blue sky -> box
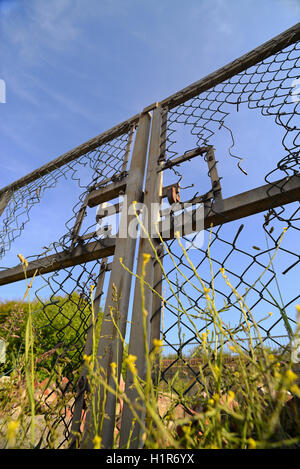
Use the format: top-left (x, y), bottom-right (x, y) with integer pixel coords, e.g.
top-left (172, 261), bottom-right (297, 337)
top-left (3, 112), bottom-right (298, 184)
top-left (0, 0), bottom-right (299, 345)
top-left (0, 0), bottom-right (299, 184)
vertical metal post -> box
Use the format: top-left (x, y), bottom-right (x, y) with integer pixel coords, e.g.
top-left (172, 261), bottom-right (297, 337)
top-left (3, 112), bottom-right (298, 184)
top-left (70, 194), bottom-right (89, 247)
top-left (206, 147), bottom-right (222, 200)
top-left (119, 105), bottom-right (164, 448)
top-left (149, 108), bottom-right (168, 385)
top-left (69, 258), bottom-right (109, 447)
top-left (149, 244), bottom-right (164, 386)
top-left (81, 111), bottom-right (151, 449)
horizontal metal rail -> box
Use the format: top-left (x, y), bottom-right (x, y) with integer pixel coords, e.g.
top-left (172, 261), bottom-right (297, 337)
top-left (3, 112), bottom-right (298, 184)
top-left (87, 179), bottom-right (127, 207)
top-left (1, 174), bottom-right (298, 285)
top-left (160, 22), bottom-right (300, 110)
top-left (161, 174), bottom-right (300, 238)
top-left (158, 146), bottom-right (210, 172)
top-left (0, 238), bottom-right (115, 286)
top-left (0, 117), bottom-right (139, 197)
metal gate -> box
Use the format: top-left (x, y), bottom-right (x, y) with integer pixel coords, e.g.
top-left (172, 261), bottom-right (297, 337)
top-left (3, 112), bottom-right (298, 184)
top-left (0, 23), bottom-right (299, 449)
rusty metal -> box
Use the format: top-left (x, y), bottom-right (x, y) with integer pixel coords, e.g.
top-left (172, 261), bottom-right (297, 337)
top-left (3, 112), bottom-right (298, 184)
top-left (166, 183), bottom-right (181, 205)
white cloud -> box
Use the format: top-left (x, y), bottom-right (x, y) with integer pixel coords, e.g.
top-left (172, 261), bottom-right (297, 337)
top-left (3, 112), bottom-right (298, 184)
top-left (188, 0), bottom-right (234, 36)
top-left (1, 0), bottom-right (80, 63)
top-left (25, 72), bottom-right (99, 125)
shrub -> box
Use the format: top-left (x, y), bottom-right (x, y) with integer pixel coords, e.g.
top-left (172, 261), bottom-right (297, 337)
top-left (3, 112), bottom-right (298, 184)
top-left (0, 293), bottom-right (101, 380)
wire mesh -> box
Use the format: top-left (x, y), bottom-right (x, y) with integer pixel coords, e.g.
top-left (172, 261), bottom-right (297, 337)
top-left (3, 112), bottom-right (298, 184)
top-left (156, 39), bottom-right (300, 410)
top-left (0, 127), bottom-right (135, 448)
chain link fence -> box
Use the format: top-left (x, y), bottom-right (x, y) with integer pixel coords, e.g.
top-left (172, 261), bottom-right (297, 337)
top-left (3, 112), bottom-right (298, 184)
top-left (154, 27), bottom-right (299, 412)
top-left (0, 120), bottom-right (138, 447)
top-left (0, 23), bottom-right (299, 448)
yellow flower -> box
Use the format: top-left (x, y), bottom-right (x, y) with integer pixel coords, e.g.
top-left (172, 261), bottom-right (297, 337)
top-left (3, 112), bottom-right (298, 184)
top-left (110, 362), bottom-right (117, 374)
top-left (220, 267), bottom-right (225, 275)
top-left (152, 339), bottom-right (163, 353)
top-left (247, 438), bottom-right (257, 449)
top-left (229, 345), bottom-right (236, 353)
top-left (127, 354), bottom-right (137, 364)
top-left (126, 354), bottom-right (137, 376)
top-left (213, 366), bottom-right (220, 378)
top-left (208, 398), bottom-right (215, 407)
top-left (143, 253), bottom-right (151, 262)
top-left (93, 435), bottom-right (101, 449)
top-left (269, 354), bottom-right (276, 362)
top-left (228, 390), bottom-right (235, 403)
top-left (153, 339), bottom-right (163, 347)
top-left (152, 339), bottom-right (163, 355)
top-left (7, 420), bottom-right (19, 448)
top-left (201, 332), bottom-right (208, 345)
top-left (90, 284), bottom-right (95, 294)
top-left (83, 354), bottom-right (91, 364)
top-left (17, 253), bottom-right (28, 268)
top-left (142, 253), bottom-right (151, 278)
top-left (285, 369), bottom-right (298, 383)
top-left (290, 384), bottom-right (300, 397)
top-left (274, 369), bottom-right (281, 381)
top-left (182, 424), bottom-right (191, 434)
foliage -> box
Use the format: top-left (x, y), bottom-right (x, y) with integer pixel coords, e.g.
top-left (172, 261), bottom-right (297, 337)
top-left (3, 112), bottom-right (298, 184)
top-left (0, 293), bottom-right (100, 380)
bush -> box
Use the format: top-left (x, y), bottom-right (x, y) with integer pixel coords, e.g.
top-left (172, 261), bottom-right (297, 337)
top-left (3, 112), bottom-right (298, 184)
top-left (0, 293), bottom-right (101, 380)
